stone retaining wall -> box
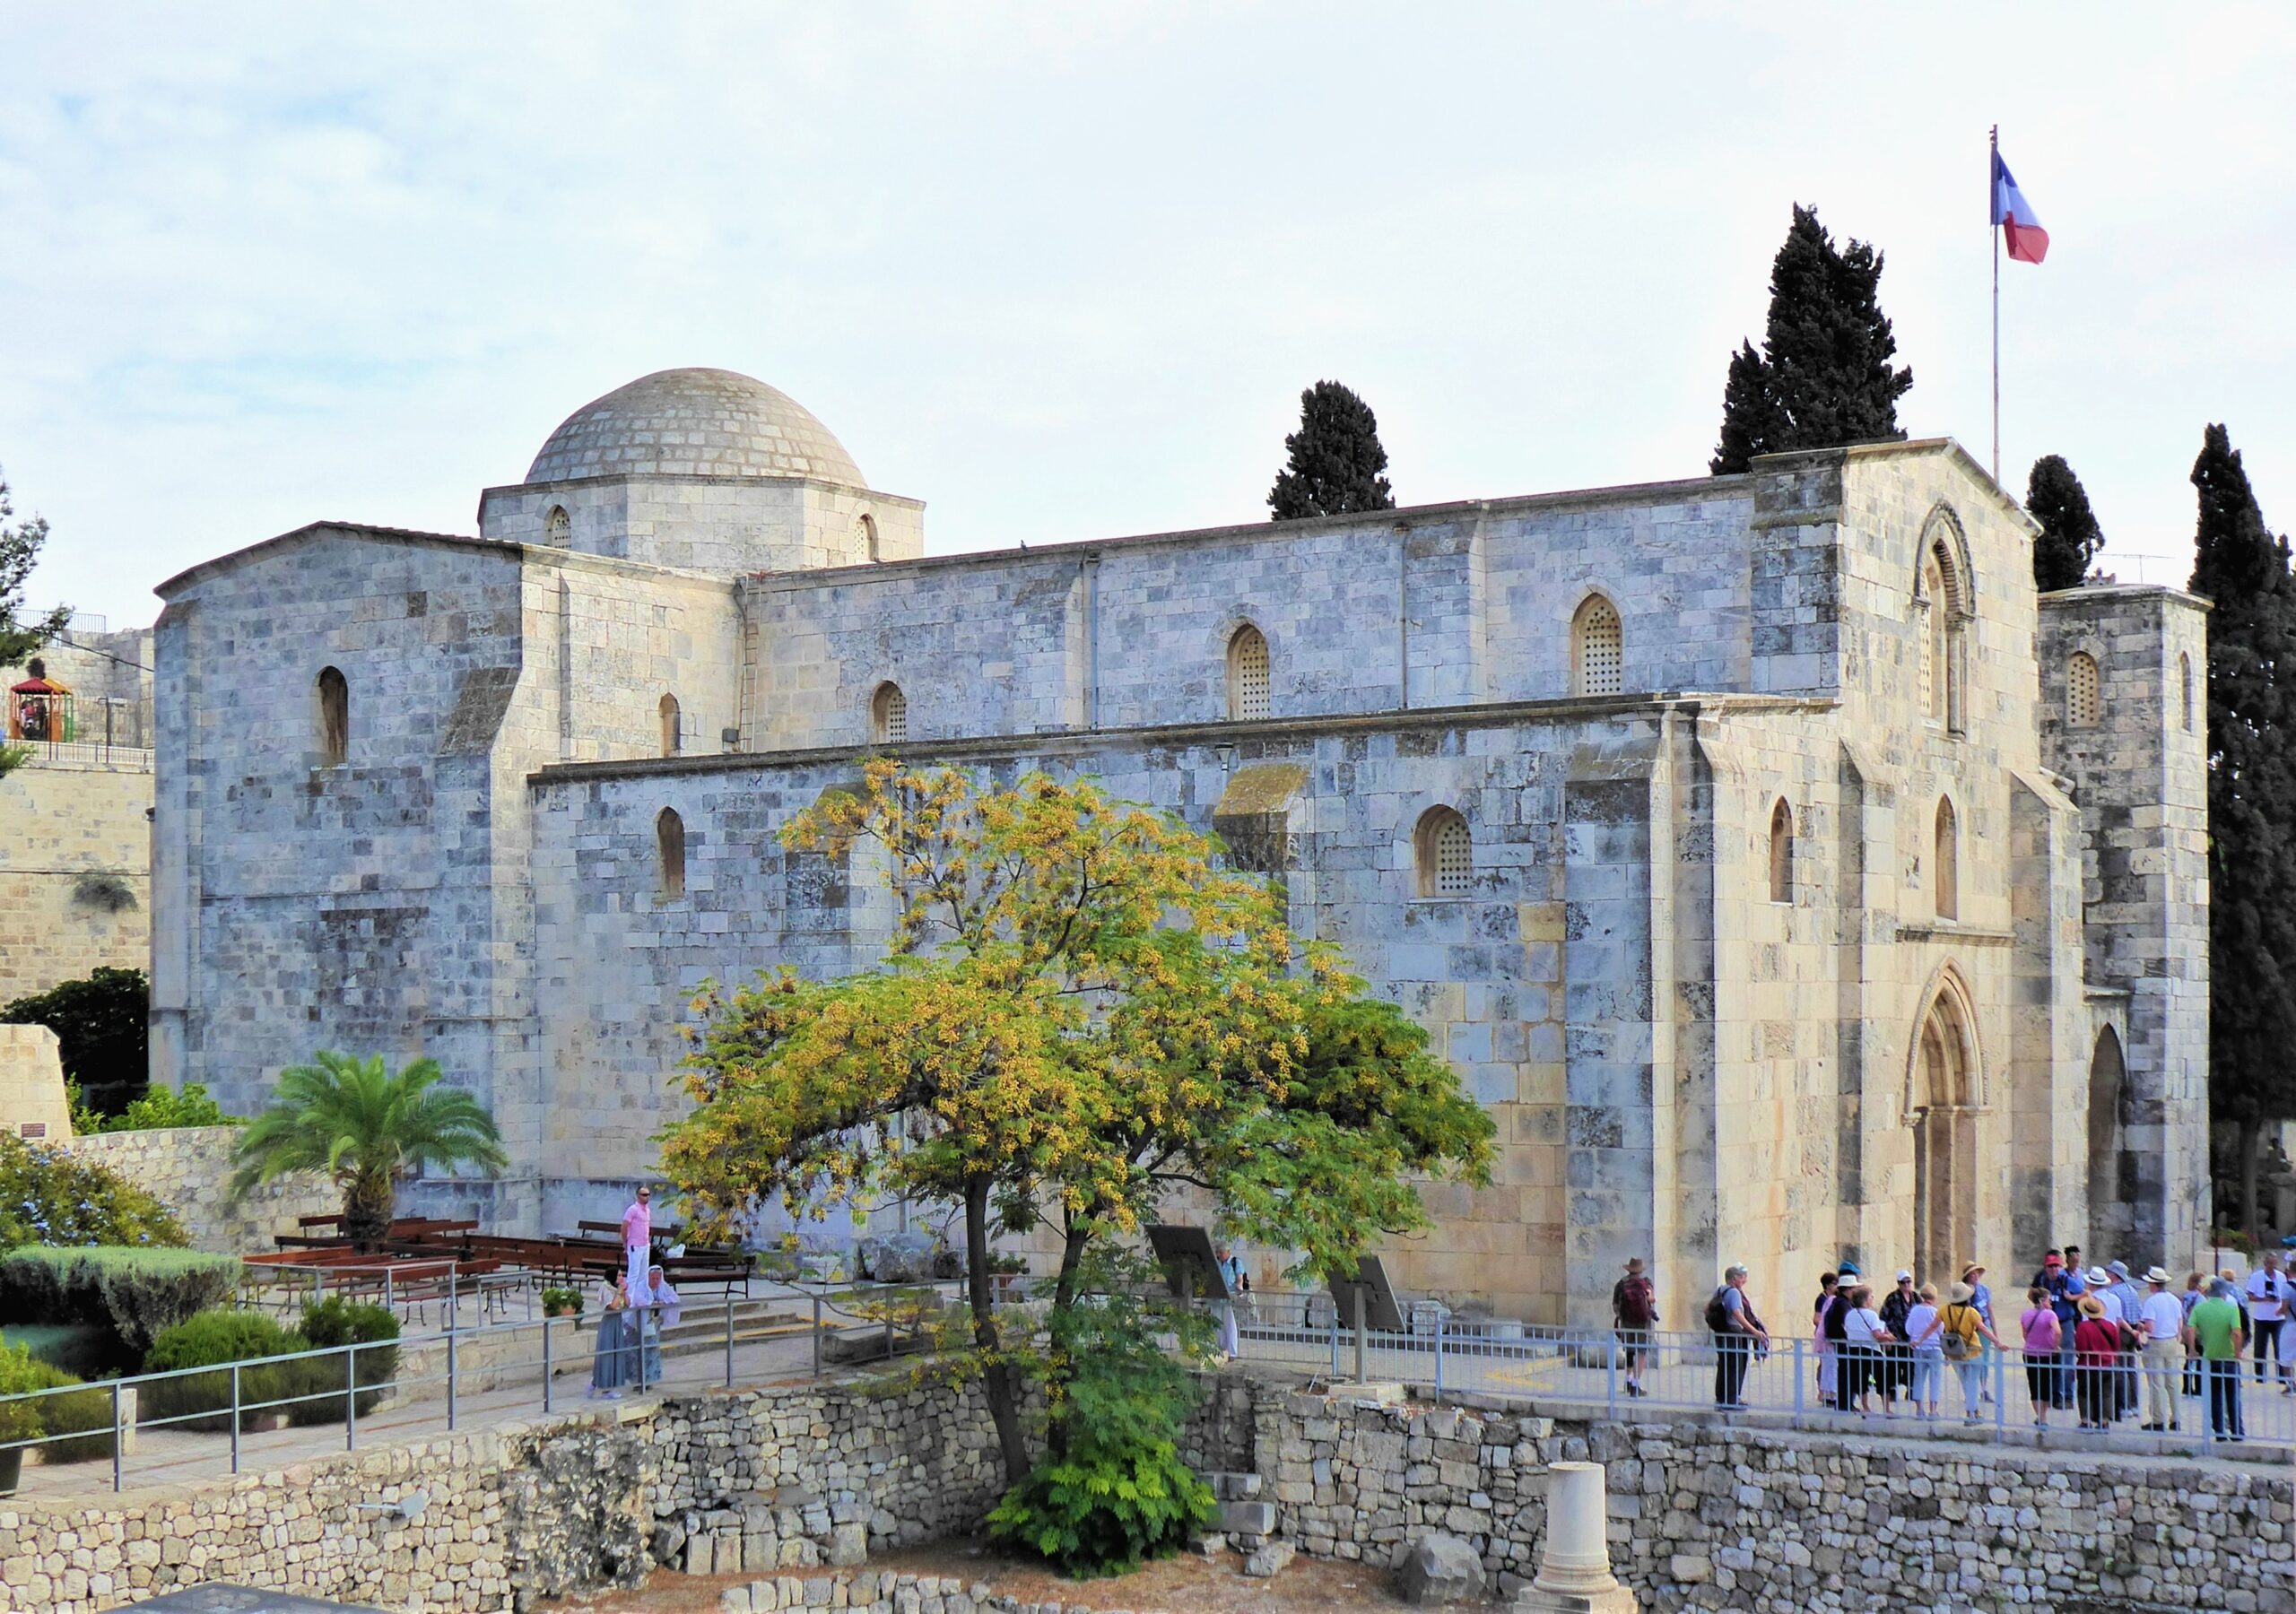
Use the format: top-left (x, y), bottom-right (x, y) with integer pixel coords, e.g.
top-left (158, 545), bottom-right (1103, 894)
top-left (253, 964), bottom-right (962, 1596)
top-left (58, 1125), bottom-right (335, 1254)
top-left (4, 1368), bottom-right (2287, 1614)
top-left (1248, 1384), bottom-right (2294, 1614)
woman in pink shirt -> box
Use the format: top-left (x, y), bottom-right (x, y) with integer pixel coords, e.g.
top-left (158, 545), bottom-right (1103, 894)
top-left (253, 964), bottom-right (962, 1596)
top-left (2019, 1285), bottom-right (2062, 1429)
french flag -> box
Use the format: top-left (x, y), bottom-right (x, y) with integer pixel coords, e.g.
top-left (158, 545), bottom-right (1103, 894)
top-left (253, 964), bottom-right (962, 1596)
top-left (1991, 147), bottom-right (2048, 264)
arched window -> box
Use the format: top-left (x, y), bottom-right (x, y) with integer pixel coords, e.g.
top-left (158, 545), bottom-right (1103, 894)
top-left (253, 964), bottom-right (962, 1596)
top-left (1228, 624), bottom-right (1270, 720)
top-left (1917, 520), bottom-right (1969, 732)
top-left (1769, 799), bottom-right (1793, 905)
top-left (1934, 796), bottom-right (1959, 921)
top-left (1572, 595), bottom-right (1622, 697)
top-left (657, 807), bottom-right (686, 900)
top-left (1414, 807), bottom-right (1473, 898)
top-left (859, 512), bottom-right (881, 562)
top-left (2180, 653), bottom-right (2195, 733)
top-left (658, 693), bottom-right (683, 756)
top-left (316, 667), bottom-right (349, 766)
top-left (544, 506), bottom-right (571, 546)
top-left (2066, 652), bottom-right (2100, 728)
top-left (872, 681), bottom-right (908, 745)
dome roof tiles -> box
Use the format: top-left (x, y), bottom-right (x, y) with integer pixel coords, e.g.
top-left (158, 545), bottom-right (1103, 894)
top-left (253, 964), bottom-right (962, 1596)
top-left (525, 367), bottom-right (865, 488)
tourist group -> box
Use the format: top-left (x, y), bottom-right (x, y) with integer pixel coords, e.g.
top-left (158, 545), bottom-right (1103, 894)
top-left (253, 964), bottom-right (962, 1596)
top-left (1610, 1246), bottom-right (2296, 1440)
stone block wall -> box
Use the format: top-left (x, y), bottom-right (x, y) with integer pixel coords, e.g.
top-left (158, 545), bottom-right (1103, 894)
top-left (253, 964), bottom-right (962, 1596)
top-left (0, 754), bottom-right (151, 1003)
top-left (57, 1125), bottom-right (335, 1254)
top-left (0, 1023), bottom-right (71, 1139)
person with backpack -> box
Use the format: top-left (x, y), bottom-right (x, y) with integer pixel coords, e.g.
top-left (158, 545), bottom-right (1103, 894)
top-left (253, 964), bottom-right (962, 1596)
top-left (1812, 1271), bottom-right (1839, 1409)
top-left (1878, 1271), bottom-right (1920, 1413)
top-left (1709, 1263), bottom-right (1769, 1409)
top-left (2073, 1296), bottom-right (2123, 1430)
top-left (1903, 1282), bottom-right (1945, 1419)
top-left (1919, 1280), bottom-right (2002, 1424)
top-left (1612, 1256), bottom-right (1658, 1398)
top-left (1838, 1283), bottom-right (1891, 1418)
top-left (1822, 1263), bottom-right (1859, 1413)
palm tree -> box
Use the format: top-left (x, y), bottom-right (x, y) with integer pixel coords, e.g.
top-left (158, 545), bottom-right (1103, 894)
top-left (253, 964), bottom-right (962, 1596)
top-left (231, 1053), bottom-right (509, 1249)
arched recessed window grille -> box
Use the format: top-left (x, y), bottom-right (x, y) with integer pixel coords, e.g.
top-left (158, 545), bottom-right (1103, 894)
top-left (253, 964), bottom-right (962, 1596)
top-left (2066, 652), bottom-right (2100, 728)
top-left (1228, 624), bottom-right (1270, 720)
top-left (1414, 807), bottom-right (1473, 898)
top-left (1918, 522), bottom-right (1969, 732)
top-left (316, 666), bottom-right (349, 766)
top-left (872, 682), bottom-right (908, 745)
top-left (1769, 799), bottom-right (1794, 905)
top-left (657, 807), bottom-right (686, 900)
top-left (659, 693), bottom-right (683, 756)
top-left (2180, 653), bottom-right (2195, 733)
top-left (544, 506), bottom-right (571, 546)
top-left (859, 512), bottom-right (880, 562)
top-left (1934, 796), bottom-right (1959, 921)
top-left (1573, 596), bottom-right (1622, 697)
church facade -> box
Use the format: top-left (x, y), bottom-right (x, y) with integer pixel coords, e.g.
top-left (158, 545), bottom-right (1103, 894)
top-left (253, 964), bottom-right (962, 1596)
top-left (148, 368), bottom-right (2209, 1325)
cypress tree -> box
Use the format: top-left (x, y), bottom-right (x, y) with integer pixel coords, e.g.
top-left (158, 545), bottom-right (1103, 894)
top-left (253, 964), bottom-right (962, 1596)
top-left (2188, 422), bottom-right (2296, 1231)
top-left (2026, 455), bottom-right (2105, 591)
top-left (1709, 204), bottom-right (1913, 474)
top-left (1268, 381), bottom-right (1395, 520)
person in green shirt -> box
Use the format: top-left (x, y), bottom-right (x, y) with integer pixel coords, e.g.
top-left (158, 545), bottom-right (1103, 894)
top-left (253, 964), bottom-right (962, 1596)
top-left (2187, 1278), bottom-right (2248, 1441)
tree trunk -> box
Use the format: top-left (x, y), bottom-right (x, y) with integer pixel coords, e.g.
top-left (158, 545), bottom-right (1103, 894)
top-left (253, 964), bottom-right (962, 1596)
top-left (965, 1176), bottom-right (1032, 1488)
top-left (1046, 1217), bottom-right (1093, 1460)
top-left (2240, 1115), bottom-right (2265, 1241)
top-left (344, 1171), bottom-right (394, 1253)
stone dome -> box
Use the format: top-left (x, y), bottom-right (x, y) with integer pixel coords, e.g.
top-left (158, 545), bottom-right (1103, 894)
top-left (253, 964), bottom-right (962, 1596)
top-left (525, 367), bottom-right (865, 487)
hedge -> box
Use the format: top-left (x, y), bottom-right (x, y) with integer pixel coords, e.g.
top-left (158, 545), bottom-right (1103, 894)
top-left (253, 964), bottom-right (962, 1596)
top-left (140, 1311), bottom-right (303, 1435)
top-left (287, 1298), bottom-right (401, 1425)
top-left (0, 1343), bottom-right (116, 1464)
top-left (0, 1133), bottom-right (187, 1249)
top-left (0, 1247), bottom-right (239, 1360)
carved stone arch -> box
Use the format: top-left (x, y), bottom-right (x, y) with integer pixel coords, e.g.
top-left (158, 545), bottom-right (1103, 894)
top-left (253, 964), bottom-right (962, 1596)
top-left (2087, 1023), bottom-right (2134, 1245)
top-left (1905, 964), bottom-right (1983, 1282)
top-left (1219, 614), bottom-right (1272, 720)
top-left (1914, 506), bottom-right (1974, 733)
top-left (1916, 504), bottom-right (1975, 620)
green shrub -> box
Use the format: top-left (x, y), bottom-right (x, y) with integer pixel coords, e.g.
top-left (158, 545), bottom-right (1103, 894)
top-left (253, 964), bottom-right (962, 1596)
top-left (287, 1298), bottom-right (400, 1425)
top-left (70, 1083), bottom-right (238, 1134)
top-left (539, 1285), bottom-right (583, 1315)
top-left (0, 1323), bottom-right (117, 1379)
top-left (141, 1311), bottom-right (303, 1434)
top-left (987, 1274), bottom-right (1213, 1575)
top-left (0, 1247), bottom-right (236, 1358)
top-left (0, 1137), bottom-right (187, 1249)
top-left (0, 1344), bottom-right (115, 1464)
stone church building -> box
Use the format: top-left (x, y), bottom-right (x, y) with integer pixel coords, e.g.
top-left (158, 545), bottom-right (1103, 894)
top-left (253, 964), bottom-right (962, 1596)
top-left (148, 367), bottom-right (2209, 1325)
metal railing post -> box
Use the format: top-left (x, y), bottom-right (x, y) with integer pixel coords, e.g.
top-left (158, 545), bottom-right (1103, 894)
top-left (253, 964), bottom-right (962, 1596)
top-left (812, 1293), bottom-right (822, 1379)
top-left (1605, 1332), bottom-right (1618, 1417)
top-left (385, 1269), bottom-right (394, 1315)
top-left (725, 1292), bottom-right (735, 1388)
top-left (448, 1269), bottom-right (457, 1332)
top-left (1329, 1300), bottom-right (1340, 1378)
top-left (883, 1294), bottom-right (895, 1365)
top-left (543, 1316), bottom-right (554, 1414)
top-left (345, 1344), bottom-right (358, 1452)
top-left (1433, 1314), bottom-right (1444, 1402)
top-left (447, 1321), bottom-right (459, 1432)
top-left (1995, 1345), bottom-right (2007, 1443)
top-left (110, 1381), bottom-right (123, 1494)
top-left (1793, 1337), bottom-right (1805, 1416)
top-left (1352, 1283), bottom-right (1367, 1384)
top-left (230, 1365), bottom-right (241, 1474)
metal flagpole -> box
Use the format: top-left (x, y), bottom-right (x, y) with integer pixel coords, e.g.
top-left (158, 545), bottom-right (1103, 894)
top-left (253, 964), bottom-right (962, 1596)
top-left (1990, 124), bottom-right (2001, 482)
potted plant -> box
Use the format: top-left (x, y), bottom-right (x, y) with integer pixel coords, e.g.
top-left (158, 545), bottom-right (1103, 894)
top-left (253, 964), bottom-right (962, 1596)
top-left (540, 1286), bottom-right (583, 1321)
top-left (0, 1378), bottom-right (39, 1495)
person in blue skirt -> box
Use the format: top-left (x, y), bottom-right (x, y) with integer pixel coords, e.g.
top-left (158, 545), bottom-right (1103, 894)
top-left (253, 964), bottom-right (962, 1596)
top-left (589, 1273), bottom-right (633, 1399)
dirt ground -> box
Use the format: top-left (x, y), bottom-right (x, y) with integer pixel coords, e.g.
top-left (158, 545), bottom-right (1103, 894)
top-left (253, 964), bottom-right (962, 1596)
top-left (541, 1540), bottom-right (1458, 1614)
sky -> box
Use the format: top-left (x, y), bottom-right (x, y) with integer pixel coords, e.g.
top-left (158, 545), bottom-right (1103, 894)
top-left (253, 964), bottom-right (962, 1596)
top-left (3, 4), bottom-right (2292, 629)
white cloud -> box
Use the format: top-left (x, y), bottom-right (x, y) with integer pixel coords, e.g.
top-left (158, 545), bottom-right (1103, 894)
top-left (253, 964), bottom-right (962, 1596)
top-left (1, 2), bottom-right (2291, 621)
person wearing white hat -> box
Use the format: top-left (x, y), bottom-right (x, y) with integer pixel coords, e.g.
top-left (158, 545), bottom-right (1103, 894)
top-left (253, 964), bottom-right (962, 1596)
top-left (2136, 1267), bottom-right (2186, 1431)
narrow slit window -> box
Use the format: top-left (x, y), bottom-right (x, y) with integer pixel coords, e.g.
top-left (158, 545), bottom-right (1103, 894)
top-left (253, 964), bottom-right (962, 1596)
top-left (1228, 624), bottom-right (1270, 720)
top-left (659, 693), bottom-right (683, 756)
top-left (1573, 596), bottom-right (1622, 697)
top-left (1769, 799), bottom-right (1793, 905)
top-left (2180, 653), bottom-right (2195, 733)
top-left (316, 667), bottom-right (349, 766)
top-left (1934, 796), bottom-right (1959, 922)
top-left (859, 512), bottom-right (880, 562)
top-left (657, 807), bottom-right (686, 900)
top-left (2066, 653), bottom-right (2100, 728)
top-left (1415, 807), bottom-right (1473, 898)
top-left (873, 682), bottom-right (908, 744)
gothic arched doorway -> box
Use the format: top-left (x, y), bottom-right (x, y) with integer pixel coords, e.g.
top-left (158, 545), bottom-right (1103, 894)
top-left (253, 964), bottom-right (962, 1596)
top-left (2087, 1025), bottom-right (2130, 1246)
top-left (1911, 981), bottom-right (1979, 1283)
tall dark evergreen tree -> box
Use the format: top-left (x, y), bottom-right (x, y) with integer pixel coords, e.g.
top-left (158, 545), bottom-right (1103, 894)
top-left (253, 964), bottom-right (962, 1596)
top-left (1268, 380), bottom-right (1395, 520)
top-left (2188, 423), bottom-right (2296, 1231)
top-left (1709, 204), bottom-right (1913, 474)
top-left (2027, 455), bottom-right (2105, 591)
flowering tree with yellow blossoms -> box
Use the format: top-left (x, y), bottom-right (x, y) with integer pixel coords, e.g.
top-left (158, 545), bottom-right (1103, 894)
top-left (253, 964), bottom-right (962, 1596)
top-left (659, 760), bottom-right (1494, 1489)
